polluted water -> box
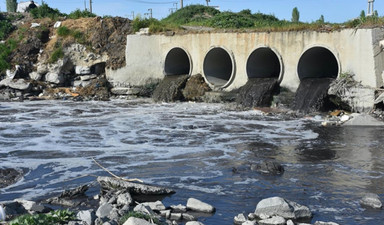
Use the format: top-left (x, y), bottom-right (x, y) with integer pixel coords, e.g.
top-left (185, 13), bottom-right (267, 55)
top-left (0, 100), bottom-right (384, 224)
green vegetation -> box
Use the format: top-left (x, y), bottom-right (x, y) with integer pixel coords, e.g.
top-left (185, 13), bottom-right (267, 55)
top-left (10, 209), bottom-right (75, 225)
top-left (0, 39), bottom-right (17, 73)
top-left (0, 14), bottom-right (14, 40)
top-left (6, 0), bottom-right (17, 13)
top-left (29, 3), bottom-right (64, 19)
top-left (291, 7), bottom-right (300, 23)
top-left (49, 46), bottom-right (64, 63)
top-left (56, 26), bottom-right (88, 45)
top-left (162, 5), bottom-right (220, 25)
top-left (132, 16), bottom-right (166, 32)
top-left (119, 211), bottom-right (163, 225)
top-left (68, 9), bottom-right (97, 19)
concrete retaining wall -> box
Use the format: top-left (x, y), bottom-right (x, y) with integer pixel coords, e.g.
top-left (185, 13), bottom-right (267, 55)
top-left (106, 28), bottom-right (384, 92)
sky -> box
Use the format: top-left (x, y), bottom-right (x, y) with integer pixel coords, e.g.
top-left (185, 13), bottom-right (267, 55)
top-left (0, 0), bottom-right (382, 23)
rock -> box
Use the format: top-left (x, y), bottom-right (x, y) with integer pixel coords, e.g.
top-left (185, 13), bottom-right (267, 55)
top-left (343, 114), bottom-right (384, 126)
top-left (182, 74), bottom-right (211, 101)
top-left (45, 72), bottom-right (64, 85)
top-left (186, 198), bottom-right (215, 213)
top-left (286, 220), bottom-right (294, 225)
top-left (97, 176), bottom-right (175, 195)
top-left (286, 200), bottom-right (312, 221)
top-left (152, 75), bottom-right (190, 102)
top-left (313, 222), bottom-right (340, 225)
top-left (142, 201), bottom-right (166, 211)
top-left (0, 168), bottom-right (23, 188)
top-left (2, 201), bottom-right (27, 218)
top-left (54, 21), bottom-right (62, 28)
top-left (258, 216), bottom-right (286, 225)
top-left (182, 213), bottom-right (196, 221)
top-left (255, 197), bottom-right (295, 219)
top-left (133, 204), bottom-right (156, 216)
top-left (360, 193), bottom-right (383, 209)
top-left (160, 210), bottom-right (171, 218)
top-left (123, 217), bottom-right (153, 225)
top-left (15, 199), bottom-right (49, 213)
top-left (68, 221), bottom-right (84, 225)
top-left (29, 72), bottom-right (42, 81)
top-left (77, 210), bottom-right (96, 225)
top-left (169, 213), bottom-right (182, 220)
top-left (247, 213), bottom-right (256, 220)
top-left (73, 80), bottom-right (92, 87)
top-left (234, 213), bottom-right (247, 224)
top-left (117, 192), bottom-right (133, 206)
top-left (251, 161), bottom-right (284, 175)
top-left (96, 203), bottom-right (113, 218)
top-left (242, 221), bottom-right (256, 225)
top-left (76, 66), bottom-right (91, 75)
top-left (0, 78), bottom-right (31, 91)
top-left (170, 204), bottom-right (187, 212)
top-left (186, 222), bottom-right (205, 225)
top-left (111, 87), bottom-right (141, 95)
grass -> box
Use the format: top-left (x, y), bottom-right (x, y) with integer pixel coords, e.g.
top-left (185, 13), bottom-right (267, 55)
top-left (0, 39), bottom-right (17, 73)
top-left (68, 9), bottom-right (97, 19)
top-left (56, 26), bottom-right (89, 46)
top-left (10, 209), bottom-right (75, 225)
top-left (0, 14), bottom-right (14, 40)
top-left (49, 46), bottom-right (64, 63)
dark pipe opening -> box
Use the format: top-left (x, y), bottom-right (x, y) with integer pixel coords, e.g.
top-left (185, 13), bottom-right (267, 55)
top-left (298, 47), bottom-right (339, 80)
top-left (203, 47), bottom-right (234, 87)
top-left (246, 47), bottom-right (281, 79)
top-left (164, 47), bottom-right (191, 76)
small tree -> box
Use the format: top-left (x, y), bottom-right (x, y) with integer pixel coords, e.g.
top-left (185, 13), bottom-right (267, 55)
top-left (6, 0), bottom-right (17, 13)
top-left (360, 10), bottom-right (366, 21)
top-left (317, 15), bottom-right (324, 24)
top-left (291, 7), bottom-right (300, 23)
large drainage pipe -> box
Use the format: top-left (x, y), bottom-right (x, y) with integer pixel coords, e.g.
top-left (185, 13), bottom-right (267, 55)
top-left (164, 47), bottom-right (192, 76)
top-left (246, 47), bottom-right (283, 80)
top-left (203, 47), bottom-right (235, 87)
top-left (297, 46), bottom-right (339, 80)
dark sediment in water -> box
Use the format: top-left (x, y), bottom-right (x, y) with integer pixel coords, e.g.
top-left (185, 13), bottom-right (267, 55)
top-left (182, 74), bottom-right (211, 101)
top-left (152, 75), bottom-right (189, 102)
top-left (236, 78), bottom-right (280, 108)
top-left (292, 78), bottom-right (335, 113)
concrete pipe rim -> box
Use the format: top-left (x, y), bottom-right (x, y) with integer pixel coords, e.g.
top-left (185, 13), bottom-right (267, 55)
top-left (163, 47), bottom-right (193, 76)
top-left (297, 44), bottom-right (341, 81)
top-left (203, 46), bottom-right (236, 89)
top-left (246, 46), bottom-right (284, 83)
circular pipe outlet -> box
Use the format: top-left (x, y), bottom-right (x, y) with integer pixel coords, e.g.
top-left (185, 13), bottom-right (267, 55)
top-left (246, 47), bottom-right (283, 81)
top-left (298, 46), bottom-right (339, 80)
top-left (203, 47), bottom-right (235, 87)
top-left (164, 47), bottom-right (192, 76)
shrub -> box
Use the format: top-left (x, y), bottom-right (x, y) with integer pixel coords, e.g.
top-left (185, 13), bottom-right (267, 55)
top-left (68, 9), bottom-right (97, 19)
top-left (209, 12), bottom-right (254, 28)
top-left (29, 3), bottom-right (65, 19)
top-left (49, 46), bottom-right (64, 63)
top-left (56, 26), bottom-right (71, 37)
top-left (0, 17), bottom-right (14, 40)
top-left (10, 209), bottom-right (75, 225)
top-left (292, 7), bottom-right (300, 22)
top-left (162, 4), bottom-right (220, 25)
top-left (0, 39), bottom-right (17, 73)
top-left (132, 17), bottom-right (164, 32)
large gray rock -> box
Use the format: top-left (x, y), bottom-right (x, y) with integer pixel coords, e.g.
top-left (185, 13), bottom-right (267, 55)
top-left (258, 216), bottom-right (286, 225)
top-left (15, 199), bottom-right (48, 213)
top-left (0, 78), bottom-right (31, 91)
top-left (97, 176), bottom-right (175, 195)
top-left (186, 198), bottom-right (215, 213)
top-left (96, 203), bottom-right (113, 218)
top-left (170, 204), bottom-right (187, 212)
top-left (45, 72), bottom-right (64, 85)
top-left (29, 72), bottom-right (42, 81)
top-left (75, 66), bottom-right (91, 75)
top-left (286, 200), bottom-right (312, 220)
top-left (360, 193), bottom-right (383, 209)
top-left (123, 217), bottom-right (153, 225)
top-left (343, 114), bottom-right (384, 126)
top-left (77, 210), bottom-right (96, 225)
top-left (242, 221), bottom-right (256, 225)
top-left (255, 197), bottom-right (295, 219)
